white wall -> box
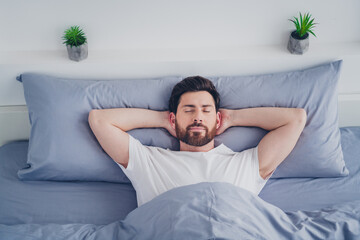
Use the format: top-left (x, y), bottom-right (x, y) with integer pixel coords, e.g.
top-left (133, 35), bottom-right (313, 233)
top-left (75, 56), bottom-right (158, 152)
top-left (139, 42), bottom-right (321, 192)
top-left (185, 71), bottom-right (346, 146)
top-left (1, 0), bottom-right (359, 51)
top-left (0, 0), bottom-right (359, 146)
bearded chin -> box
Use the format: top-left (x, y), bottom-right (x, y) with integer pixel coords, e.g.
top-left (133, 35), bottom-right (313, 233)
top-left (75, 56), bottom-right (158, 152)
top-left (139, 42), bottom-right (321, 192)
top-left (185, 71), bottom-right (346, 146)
top-left (175, 121), bottom-right (217, 147)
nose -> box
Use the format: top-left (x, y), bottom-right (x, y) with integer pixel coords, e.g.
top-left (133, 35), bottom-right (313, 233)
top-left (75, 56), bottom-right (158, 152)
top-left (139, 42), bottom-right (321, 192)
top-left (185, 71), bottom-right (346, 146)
top-left (193, 111), bottom-right (203, 123)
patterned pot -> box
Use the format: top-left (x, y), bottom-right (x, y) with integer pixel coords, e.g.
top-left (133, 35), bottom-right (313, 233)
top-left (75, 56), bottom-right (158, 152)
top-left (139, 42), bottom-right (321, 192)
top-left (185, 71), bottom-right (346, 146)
top-left (287, 31), bottom-right (309, 55)
top-left (66, 43), bottom-right (88, 62)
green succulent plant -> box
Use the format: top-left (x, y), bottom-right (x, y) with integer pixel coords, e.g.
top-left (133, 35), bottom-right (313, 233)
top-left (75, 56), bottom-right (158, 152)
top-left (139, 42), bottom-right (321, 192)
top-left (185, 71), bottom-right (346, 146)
top-left (289, 12), bottom-right (317, 39)
top-left (62, 25), bottom-right (87, 47)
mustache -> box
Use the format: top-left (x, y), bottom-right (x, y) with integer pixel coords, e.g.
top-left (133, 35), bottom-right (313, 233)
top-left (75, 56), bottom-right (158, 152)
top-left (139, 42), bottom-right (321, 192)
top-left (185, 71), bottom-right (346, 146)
top-left (186, 123), bottom-right (208, 130)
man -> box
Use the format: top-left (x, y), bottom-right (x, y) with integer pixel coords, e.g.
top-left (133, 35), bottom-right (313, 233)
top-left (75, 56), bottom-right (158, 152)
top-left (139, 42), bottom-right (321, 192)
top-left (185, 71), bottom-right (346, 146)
top-left (88, 76), bottom-right (306, 206)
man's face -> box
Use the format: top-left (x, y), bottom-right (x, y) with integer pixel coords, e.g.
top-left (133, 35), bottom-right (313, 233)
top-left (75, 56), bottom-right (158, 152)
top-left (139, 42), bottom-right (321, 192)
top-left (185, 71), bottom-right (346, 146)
top-left (172, 91), bottom-right (220, 146)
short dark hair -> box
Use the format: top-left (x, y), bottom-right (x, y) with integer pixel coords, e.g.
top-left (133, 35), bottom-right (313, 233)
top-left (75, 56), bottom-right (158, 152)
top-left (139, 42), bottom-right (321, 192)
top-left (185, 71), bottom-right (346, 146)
top-left (168, 76), bottom-right (220, 114)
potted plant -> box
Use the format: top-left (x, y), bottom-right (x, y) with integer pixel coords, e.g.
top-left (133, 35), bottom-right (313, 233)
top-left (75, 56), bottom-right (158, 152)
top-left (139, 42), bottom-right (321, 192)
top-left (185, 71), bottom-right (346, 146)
top-left (287, 12), bottom-right (317, 55)
top-left (62, 25), bottom-right (88, 61)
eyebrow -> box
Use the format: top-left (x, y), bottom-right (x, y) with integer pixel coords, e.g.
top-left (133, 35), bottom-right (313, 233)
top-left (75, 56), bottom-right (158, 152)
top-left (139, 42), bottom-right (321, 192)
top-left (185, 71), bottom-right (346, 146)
top-left (182, 105), bottom-right (213, 108)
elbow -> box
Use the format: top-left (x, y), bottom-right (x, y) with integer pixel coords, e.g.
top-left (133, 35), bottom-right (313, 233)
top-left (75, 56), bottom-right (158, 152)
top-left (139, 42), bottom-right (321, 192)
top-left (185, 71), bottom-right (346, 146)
top-left (88, 109), bottom-right (102, 127)
top-left (295, 108), bottom-right (307, 127)
top-left (88, 109), bottom-right (96, 124)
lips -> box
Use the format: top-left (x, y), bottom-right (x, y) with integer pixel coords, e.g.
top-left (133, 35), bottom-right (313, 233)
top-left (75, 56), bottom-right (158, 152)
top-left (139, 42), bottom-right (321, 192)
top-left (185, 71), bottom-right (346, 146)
top-left (189, 127), bottom-right (205, 131)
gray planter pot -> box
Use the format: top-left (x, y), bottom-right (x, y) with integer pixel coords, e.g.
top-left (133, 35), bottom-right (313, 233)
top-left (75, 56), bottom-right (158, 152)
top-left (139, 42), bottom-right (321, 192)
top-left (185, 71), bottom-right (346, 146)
top-left (287, 31), bottom-right (309, 55)
top-left (66, 43), bottom-right (88, 61)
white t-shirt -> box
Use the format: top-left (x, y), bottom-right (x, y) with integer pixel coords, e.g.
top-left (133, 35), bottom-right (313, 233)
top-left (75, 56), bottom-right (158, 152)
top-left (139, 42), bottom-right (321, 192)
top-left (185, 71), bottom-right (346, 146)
top-left (117, 135), bottom-right (269, 207)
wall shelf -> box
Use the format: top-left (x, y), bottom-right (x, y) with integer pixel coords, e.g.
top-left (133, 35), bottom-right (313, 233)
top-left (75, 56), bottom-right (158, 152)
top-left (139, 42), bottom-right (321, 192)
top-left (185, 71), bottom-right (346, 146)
top-left (1, 42), bottom-right (360, 65)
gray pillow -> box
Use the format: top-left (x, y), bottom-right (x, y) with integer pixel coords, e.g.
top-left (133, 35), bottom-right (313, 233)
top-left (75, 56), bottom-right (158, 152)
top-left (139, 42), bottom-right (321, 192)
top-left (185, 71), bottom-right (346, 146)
top-left (210, 60), bottom-right (347, 178)
top-left (16, 60), bottom-right (348, 182)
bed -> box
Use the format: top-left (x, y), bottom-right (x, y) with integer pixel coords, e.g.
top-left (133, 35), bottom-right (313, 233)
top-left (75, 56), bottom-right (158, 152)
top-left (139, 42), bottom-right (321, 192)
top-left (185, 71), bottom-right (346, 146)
top-left (0, 60), bottom-right (360, 239)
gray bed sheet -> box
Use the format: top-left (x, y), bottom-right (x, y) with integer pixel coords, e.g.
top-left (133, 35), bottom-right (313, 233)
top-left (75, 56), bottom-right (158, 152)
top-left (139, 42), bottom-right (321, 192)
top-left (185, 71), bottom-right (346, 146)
top-left (0, 127), bottom-right (359, 225)
top-left (0, 141), bottom-right (137, 225)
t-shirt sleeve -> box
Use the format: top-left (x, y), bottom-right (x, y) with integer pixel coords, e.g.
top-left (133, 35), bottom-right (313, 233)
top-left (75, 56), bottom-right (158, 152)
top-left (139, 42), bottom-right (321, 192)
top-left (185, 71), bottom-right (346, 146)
top-left (235, 145), bottom-right (270, 195)
top-left (116, 135), bottom-right (150, 185)
top-left (250, 145), bottom-right (272, 194)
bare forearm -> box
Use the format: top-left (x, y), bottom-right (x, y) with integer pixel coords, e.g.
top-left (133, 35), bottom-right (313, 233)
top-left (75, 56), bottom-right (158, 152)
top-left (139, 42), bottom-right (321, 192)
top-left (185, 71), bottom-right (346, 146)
top-left (229, 107), bottom-right (305, 131)
top-left (89, 108), bottom-right (169, 131)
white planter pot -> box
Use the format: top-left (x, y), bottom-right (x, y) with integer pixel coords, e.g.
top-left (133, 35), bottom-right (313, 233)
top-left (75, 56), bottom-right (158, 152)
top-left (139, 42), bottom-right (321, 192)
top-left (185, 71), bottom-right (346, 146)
top-left (287, 31), bottom-right (309, 55)
top-left (66, 43), bottom-right (88, 62)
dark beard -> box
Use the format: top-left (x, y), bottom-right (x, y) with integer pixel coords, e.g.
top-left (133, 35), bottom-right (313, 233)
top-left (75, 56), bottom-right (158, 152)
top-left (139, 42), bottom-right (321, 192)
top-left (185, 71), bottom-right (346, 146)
top-left (175, 120), bottom-right (216, 146)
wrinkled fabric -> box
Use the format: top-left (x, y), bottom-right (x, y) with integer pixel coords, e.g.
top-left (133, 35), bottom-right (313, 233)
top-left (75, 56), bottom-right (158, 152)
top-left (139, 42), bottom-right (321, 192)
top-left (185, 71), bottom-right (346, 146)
top-left (1, 182), bottom-right (359, 240)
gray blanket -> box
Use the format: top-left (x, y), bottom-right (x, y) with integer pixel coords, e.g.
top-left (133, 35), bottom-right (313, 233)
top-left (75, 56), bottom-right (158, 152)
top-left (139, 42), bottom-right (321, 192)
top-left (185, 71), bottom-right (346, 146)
top-left (1, 182), bottom-right (359, 240)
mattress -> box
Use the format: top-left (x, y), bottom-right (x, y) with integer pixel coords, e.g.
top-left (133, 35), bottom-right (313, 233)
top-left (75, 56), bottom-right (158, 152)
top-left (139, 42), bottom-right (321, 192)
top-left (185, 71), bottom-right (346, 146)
top-left (0, 127), bottom-right (359, 225)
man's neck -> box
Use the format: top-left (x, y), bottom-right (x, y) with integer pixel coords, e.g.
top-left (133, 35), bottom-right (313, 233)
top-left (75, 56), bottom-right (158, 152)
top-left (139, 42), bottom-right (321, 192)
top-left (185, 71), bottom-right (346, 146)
top-left (179, 140), bottom-right (215, 152)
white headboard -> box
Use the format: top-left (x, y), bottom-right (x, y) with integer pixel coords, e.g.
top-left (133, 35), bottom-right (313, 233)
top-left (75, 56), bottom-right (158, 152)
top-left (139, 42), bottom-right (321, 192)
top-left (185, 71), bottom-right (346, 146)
top-left (1, 45), bottom-right (360, 146)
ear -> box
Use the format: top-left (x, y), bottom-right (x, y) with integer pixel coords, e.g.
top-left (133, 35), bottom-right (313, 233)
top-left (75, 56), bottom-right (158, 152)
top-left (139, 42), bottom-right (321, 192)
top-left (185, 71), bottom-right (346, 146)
top-left (216, 111), bottom-right (221, 129)
top-left (169, 112), bottom-right (176, 130)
